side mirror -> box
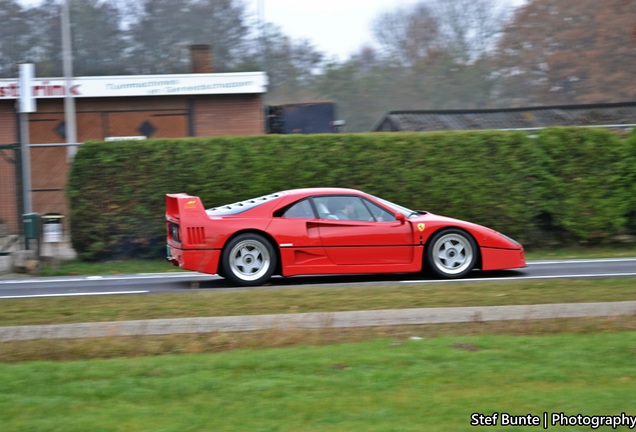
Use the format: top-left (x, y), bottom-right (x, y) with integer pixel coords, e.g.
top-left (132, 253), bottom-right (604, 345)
top-left (395, 213), bottom-right (406, 224)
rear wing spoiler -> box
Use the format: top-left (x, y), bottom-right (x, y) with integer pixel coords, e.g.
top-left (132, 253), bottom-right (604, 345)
top-left (166, 193), bottom-right (207, 221)
top-left (166, 194), bottom-right (213, 246)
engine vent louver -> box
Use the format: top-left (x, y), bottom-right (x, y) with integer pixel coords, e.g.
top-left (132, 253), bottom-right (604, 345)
top-left (187, 227), bottom-right (205, 245)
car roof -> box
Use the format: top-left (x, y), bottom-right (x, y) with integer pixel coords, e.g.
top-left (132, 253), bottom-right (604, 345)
top-left (206, 188), bottom-right (366, 216)
top-left (279, 187), bottom-right (364, 199)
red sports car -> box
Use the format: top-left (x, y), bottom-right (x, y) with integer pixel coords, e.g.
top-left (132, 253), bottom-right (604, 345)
top-left (166, 188), bottom-right (525, 286)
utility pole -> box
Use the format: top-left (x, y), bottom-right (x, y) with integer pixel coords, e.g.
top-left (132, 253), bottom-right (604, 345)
top-left (61, 0), bottom-right (78, 160)
top-left (18, 63), bottom-right (36, 215)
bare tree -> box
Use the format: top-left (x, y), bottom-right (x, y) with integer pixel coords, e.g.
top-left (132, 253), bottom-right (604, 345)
top-left (373, 3), bottom-right (440, 67)
top-left (125, 0), bottom-right (252, 74)
top-left (427, 0), bottom-right (508, 62)
top-left (0, 0), bottom-right (32, 77)
top-left (373, 0), bottom-right (507, 65)
top-left (21, 0), bottom-right (127, 77)
top-left (257, 23), bottom-right (325, 104)
top-left (368, 0), bottom-right (509, 113)
top-left (493, 0), bottom-right (636, 106)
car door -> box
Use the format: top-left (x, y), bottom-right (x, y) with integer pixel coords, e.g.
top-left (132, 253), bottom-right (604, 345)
top-left (267, 198), bottom-right (334, 275)
top-left (312, 195), bottom-right (415, 265)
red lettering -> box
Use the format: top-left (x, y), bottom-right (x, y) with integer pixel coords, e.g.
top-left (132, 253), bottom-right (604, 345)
top-left (0, 81), bottom-right (81, 98)
top-left (30, 82), bottom-right (81, 97)
top-left (33, 84), bottom-right (45, 96)
top-left (0, 84), bottom-right (19, 97)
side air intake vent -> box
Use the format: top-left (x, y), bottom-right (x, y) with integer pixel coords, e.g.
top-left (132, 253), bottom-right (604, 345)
top-left (187, 227), bottom-right (205, 245)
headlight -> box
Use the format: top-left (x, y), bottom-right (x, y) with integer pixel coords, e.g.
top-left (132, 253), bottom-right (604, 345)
top-left (497, 232), bottom-right (521, 247)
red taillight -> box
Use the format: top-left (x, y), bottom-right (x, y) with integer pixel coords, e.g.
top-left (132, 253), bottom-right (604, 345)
top-left (168, 222), bottom-right (181, 243)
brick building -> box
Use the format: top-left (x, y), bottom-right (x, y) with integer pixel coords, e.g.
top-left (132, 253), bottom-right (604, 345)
top-left (0, 48), bottom-right (267, 235)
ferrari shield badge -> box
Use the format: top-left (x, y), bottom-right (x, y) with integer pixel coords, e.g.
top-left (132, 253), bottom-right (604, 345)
top-left (418, 223), bottom-right (425, 232)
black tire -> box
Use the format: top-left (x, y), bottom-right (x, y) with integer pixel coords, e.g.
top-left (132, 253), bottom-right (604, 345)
top-left (425, 228), bottom-right (478, 278)
top-left (220, 233), bottom-right (276, 286)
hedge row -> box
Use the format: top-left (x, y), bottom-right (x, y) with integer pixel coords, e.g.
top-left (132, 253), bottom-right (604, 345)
top-left (68, 128), bottom-right (636, 260)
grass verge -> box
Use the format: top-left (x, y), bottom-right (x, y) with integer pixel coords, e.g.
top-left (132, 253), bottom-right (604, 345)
top-left (2, 277), bottom-right (634, 362)
top-left (2, 249), bottom-right (634, 429)
top-left (1, 332), bottom-right (635, 431)
top-left (2, 315), bottom-right (635, 363)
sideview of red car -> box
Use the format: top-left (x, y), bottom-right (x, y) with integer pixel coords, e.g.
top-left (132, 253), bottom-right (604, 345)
top-left (166, 188), bottom-right (525, 286)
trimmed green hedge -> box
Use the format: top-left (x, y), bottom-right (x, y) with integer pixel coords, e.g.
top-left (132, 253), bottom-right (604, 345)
top-left (68, 128), bottom-right (636, 260)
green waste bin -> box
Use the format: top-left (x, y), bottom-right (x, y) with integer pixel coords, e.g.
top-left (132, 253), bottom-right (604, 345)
top-left (23, 213), bottom-right (40, 240)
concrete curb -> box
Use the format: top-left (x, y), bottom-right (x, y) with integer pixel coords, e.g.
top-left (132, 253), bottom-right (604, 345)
top-left (2, 301), bottom-right (635, 341)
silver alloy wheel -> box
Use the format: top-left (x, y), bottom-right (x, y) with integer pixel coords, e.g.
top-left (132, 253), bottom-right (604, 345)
top-left (228, 239), bottom-right (271, 282)
top-left (431, 232), bottom-right (474, 276)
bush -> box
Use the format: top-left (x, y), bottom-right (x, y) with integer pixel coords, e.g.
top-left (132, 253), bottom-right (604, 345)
top-left (531, 128), bottom-right (629, 243)
top-left (67, 129), bottom-right (634, 260)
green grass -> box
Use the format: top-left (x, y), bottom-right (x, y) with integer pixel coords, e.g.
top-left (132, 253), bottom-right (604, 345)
top-left (2, 250), bottom-right (635, 429)
top-left (1, 333), bottom-right (635, 431)
top-left (36, 258), bottom-right (187, 276)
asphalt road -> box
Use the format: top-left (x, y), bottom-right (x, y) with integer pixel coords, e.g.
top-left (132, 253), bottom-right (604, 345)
top-left (1, 257), bottom-right (635, 299)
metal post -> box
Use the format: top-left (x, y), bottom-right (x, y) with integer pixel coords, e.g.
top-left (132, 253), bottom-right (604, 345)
top-left (18, 63), bottom-right (35, 216)
top-left (19, 113), bottom-right (32, 215)
top-left (61, 0), bottom-right (78, 160)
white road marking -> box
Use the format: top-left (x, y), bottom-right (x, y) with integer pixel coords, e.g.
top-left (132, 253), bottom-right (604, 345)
top-left (528, 258), bottom-right (636, 265)
top-left (0, 272), bottom-right (209, 285)
top-left (401, 272), bottom-right (636, 284)
top-left (0, 290), bottom-right (149, 299)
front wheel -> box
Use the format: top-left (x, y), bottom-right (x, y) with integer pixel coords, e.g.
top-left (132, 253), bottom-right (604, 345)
top-left (425, 229), bottom-right (478, 278)
top-left (221, 233), bottom-right (276, 286)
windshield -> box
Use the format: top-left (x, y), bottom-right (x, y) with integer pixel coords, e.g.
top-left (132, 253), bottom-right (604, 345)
top-left (371, 195), bottom-right (420, 218)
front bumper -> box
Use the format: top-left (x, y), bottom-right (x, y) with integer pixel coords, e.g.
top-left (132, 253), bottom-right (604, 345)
top-left (480, 247), bottom-right (526, 271)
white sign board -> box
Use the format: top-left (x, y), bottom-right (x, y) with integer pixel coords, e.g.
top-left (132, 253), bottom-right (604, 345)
top-left (0, 72), bottom-right (268, 100)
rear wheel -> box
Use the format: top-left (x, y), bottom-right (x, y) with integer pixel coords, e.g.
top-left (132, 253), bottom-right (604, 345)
top-left (221, 233), bottom-right (276, 286)
top-left (426, 229), bottom-right (477, 278)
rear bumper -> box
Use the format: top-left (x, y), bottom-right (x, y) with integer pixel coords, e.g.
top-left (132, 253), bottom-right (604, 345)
top-left (480, 247), bottom-right (526, 271)
top-left (167, 244), bottom-right (221, 275)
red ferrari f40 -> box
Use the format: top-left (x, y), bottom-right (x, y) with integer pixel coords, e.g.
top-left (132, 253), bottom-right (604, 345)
top-left (166, 188), bottom-right (525, 286)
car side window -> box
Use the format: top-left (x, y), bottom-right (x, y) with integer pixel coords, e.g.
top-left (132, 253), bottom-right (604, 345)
top-left (313, 196), bottom-right (373, 221)
top-left (281, 199), bottom-right (315, 218)
top-left (363, 199), bottom-right (396, 222)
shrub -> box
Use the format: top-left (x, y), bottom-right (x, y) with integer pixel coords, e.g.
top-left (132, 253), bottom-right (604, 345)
top-left (67, 129), bottom-right (633, 260)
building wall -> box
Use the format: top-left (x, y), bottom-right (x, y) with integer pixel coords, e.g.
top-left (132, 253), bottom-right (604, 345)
top-left (0, 103), bottom-right (16, 143)
top-left (29, 97), bottom-right (191, 142)
top-left (0, 92), bottom-right (264, 235)
top-left (0, 104), bottom-right (19, 233)
top-left (193, 94), bottom-right (264, 136)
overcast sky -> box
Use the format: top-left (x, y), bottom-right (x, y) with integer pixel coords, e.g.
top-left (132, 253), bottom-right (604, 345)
top-left (256, 0), bottom-right (526, 60)
top-left (256, 0), bottom-right (421, 60)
